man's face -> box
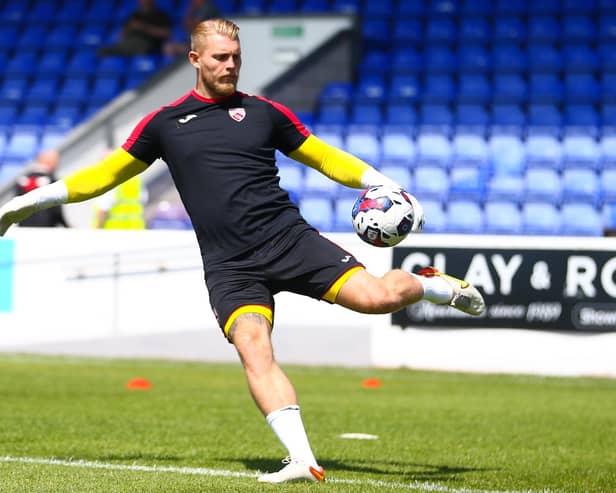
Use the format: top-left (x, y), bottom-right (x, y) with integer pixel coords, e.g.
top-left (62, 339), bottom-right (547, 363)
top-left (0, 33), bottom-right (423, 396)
top-left (190, 33), bottom-right (241, 98)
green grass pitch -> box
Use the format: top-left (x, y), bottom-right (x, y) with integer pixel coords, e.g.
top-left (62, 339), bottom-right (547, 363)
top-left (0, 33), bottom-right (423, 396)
top-left (0, 354), bottom-right (615, 492)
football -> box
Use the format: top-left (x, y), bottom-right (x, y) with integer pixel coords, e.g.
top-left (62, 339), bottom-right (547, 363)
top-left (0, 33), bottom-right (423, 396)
top-left (351, 185), bottom-right (424, 247)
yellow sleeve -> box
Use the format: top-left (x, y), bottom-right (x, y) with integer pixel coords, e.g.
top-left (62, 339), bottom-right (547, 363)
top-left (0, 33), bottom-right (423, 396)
top-left (288, 134), bottom-right (371, 189)
top-left (63, 148), bottom-right (148, 203)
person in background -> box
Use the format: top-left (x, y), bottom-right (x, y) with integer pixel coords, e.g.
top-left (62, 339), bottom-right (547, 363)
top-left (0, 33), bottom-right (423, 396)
top-left (0, 19), bottom-right (485, 484)
top-left (99, 0), bottom-right (172, 57)
top-left (14, 149), bottom-right (69, 228)
top-left (92, 175), bottom-right (147, 229)
top-left (164, 0), bottom-right (221, 57)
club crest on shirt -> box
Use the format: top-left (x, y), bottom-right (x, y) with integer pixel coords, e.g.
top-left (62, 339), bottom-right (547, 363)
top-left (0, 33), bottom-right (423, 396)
top-left (228, 108), bottom-right (246, 122)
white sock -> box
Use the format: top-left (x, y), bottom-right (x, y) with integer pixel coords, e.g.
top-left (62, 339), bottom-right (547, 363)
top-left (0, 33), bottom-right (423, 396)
top-left (266, 405), bottom-right (318, 468)
top-left (412, 273), bottom-right (453, 304)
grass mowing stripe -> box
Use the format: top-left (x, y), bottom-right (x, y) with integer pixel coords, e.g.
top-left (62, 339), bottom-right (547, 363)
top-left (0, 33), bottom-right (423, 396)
top-left (0, 456), bottom-right (564, 493)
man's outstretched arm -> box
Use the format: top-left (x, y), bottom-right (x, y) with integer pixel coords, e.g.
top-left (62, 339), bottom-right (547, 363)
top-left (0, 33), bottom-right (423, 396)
top-left (0, 148), bottom-right (148, 236)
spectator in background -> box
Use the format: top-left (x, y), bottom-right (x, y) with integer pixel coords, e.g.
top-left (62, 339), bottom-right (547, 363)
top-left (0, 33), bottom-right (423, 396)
top-left (99, 0), bottom-right (172, 57)
top-left (14, 149), bottom-right (69, 228)
top-left (164, 0), bottom-right (220, 57)
top-left (92, 175), bottom-right (148, 229)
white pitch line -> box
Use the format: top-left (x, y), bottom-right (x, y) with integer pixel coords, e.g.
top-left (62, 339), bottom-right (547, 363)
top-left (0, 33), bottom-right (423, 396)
top-left (0, 456), bottom-right (563, 493)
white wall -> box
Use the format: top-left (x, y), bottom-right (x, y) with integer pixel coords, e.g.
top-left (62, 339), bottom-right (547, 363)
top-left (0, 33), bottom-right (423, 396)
top-left (1, 228), bottom-right (615, 377)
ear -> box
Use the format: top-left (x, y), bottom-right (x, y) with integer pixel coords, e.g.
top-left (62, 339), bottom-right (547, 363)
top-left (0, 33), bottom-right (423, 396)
top-left (188, 50), bottom-right (200, 69)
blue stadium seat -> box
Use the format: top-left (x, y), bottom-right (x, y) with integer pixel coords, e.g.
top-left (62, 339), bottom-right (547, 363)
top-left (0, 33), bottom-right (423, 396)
top-left (39, 129), bottom-right (68, 151)
top-left (97, 56), bottom-right (130, 77)
top-left (456, 75), bottom-right (490, 103)
top-left (383, 101), bottom-right (417, 128)
top-left (84, 0), bottom-right (120, 23)
top-left (490, 104), bottom-right (526, 136)
top-left (36, 52), bottom-right (69, 77)
top-left (522, 202), bottom-right (561, 235)
top-left (5, 51), bottom-right (37, 78)
top-left (268, 0), bottom-right (298, 13)
top-left (448, 166), bottom-right (486, 201)
top-left (423, 46), bottom-right (457, 73)
top-left (354, 75), bottom-right (387, 103)
top-left (485, 174), bottom-right (524, 203)
top-left (560, 203), bottom-right (603, 236)
top-left (563, 0), bottom-right (595, 13)
top-left (380, 131), bottom-right (416, 165)
top-left (332, 0), bottom-right (360, 13)
top-left (55, 1), bottom-right (87, 24)
top-left (358, 51), bottom-right (390, 77)
top-left (421, 74), bottom-right (455, 103)
top-left (17, 25), bottom-right (48, 50)
top-left (599, 15), bottom-right (616, 41)
top-left (129, 54), bottom-right (163, 80)
top-left (396, 0), bottom-right (427, 15)
top-left (420, 199), bottom-right (447, 233)
top-left (418, 104), bottom-right (453, 135)
top-left (316, 103), bottom-right (348, 126)
top-left (564, 73), bottom-right (600, 103)
top-left (599, 43), bottom-right (616, 72)
top-left (561, 135), bottom-right (601, 170)
top-left (425, 17), bottom-right (457, 44)
top-left (492, 44), bottom-right (527, 73)
top-left (57, 77), bottom-right (90, 105)
top-left (388, 75), bottom-right (421, 103)
top-left (528, 73), bottom-right (563, 104)
top-left (413, 165), bottom-right (449, 201)
top-left (391, 19), bottom-right (423, 47)
top-left (600, 169), bottom-right (616, 203)
top-left (563, 104), bottom-right (600, 136)
top-left (345, 131), bottom-right (380, 163)
top-left (461, 0), bottom-right (492, 15)
top-left (28, 78), bottom-right (60, 103)
top-left (457, 44), bottom-right (491, 73)
top-left (45, 25), bottom-right (78, 51)
top-left (526, 104), bottom-right (562, 136)
top-left (66, 52), bottom-right (99, 77)
top-left (458, 18), bottom-right (491, 44)
top-left (0, 104), bottom-right (18, 127)
top-left (455, 104), bottom-right (490, 135)
top-left (488, 134), bottom-right (526, 175)
top-left (349, 102), bottom-right (383, 126)
top-left (415, 132), bottom-right (452, 167)
top-left (527, 15), bottom-right (560, 43)
top-left (495, 0), bottom-right (527, 16)
top-left (0, 78), bottom-right (29, 102)
top-left (26, 1), bottom-right (57, 22)
top-left (360, 18), bottom-right (391, 50)
top-left (525, 134), bottom-right (563, 169)
top-left (483, 200), bottom-right (523, 234)
top-left (362, 0), bottom-right (394, 16)
top-left (239, 0), bottom-right (267, 13)
top-left (47, 103), bottom-right (83, 130)
top-left (390, 47), bottom-right (423, 74)
top-left (493, 16), bottom-right (526, 43)
top-left (492, 74), bottom-right (527, 103)
top-left (333, 197), bottom-right (355, 232)
top-left (299, 196), bottom-right (334, 231)
top-left (303, 168), bottom-right (338, 197)
top-left (600, 135), bottom-right (616, 167)
top-left (563, 43), bottom-right (599, 72)
top-left (319, 81), bottom-right (353, 105)
top-left (451, 133), bottom-right (489, 166)
top-left (445, 200), bottom-right (484, 233)
top-left (77, 25), bottom-right (109, 49)
top-left (92, 77), bottom-right (122, 105)
top-left (563, 15), bottom-right (597, 42)
top-left (527, 43), bottom-right (563, 72)
top-left (561, 169), bottom-right (601, 205)
top-left (524, 168), bottom-right (562, 204)
top-left (277, 161), bottom-right (304, 199)
top-left (16, 103), bottom-right (50, 127)
top-left (379, 164), bottom-right (413, 191)
top-left (3, 129), bottom-right (40, 161)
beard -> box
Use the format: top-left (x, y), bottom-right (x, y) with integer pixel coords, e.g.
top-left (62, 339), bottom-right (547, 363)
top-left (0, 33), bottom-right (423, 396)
top-left (203, 74), bottom-right (238, 98)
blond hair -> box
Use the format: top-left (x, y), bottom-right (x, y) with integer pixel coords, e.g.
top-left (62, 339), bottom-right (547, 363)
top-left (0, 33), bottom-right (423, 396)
top-left (190, 18), bottom-right (240, 51)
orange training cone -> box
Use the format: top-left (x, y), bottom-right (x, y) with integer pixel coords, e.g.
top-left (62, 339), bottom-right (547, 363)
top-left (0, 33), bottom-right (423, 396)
top-left (126, 377), bottom-right (152, 390)
top-left (362, 377), bottom-right (382, 389)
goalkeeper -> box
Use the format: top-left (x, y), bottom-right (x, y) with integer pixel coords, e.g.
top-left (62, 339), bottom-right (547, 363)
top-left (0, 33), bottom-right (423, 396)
top-left (0, 18), bottom-right (485, 484)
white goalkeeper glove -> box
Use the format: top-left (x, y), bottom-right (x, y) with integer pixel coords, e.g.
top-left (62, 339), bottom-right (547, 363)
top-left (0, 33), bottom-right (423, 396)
top-left (360, 167), bottom-right (425, 233)
top-left (0, 181), bottom-right (68, 236)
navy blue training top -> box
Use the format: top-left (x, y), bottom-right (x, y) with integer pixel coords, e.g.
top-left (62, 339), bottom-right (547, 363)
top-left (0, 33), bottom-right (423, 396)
top-left (122, 89), bottom-right (311, 267)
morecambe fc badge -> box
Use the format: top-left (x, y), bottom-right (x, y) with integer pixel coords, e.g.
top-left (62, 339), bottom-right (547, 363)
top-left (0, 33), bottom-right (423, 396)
top-left (228, 108), bottom-right (246, 122)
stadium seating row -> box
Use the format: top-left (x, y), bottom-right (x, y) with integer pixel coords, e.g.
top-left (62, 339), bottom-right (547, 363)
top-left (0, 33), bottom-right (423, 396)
top-left (146, 194), bottom-right (612, 237)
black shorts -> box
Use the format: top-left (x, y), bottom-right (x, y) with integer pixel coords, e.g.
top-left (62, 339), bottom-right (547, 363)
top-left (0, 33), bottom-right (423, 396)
top-left (204, 222), bottom-right (364, 339)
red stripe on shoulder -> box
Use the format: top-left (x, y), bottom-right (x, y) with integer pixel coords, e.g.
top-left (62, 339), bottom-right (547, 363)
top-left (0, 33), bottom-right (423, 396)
top-left (122, 92), bottom-right (193, 152)
top-left (253, 94), bottom-right (311, 137)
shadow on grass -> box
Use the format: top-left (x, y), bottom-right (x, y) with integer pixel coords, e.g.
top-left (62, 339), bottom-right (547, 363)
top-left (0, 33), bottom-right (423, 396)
top-left (216, 457), bottom-right (497, 481)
